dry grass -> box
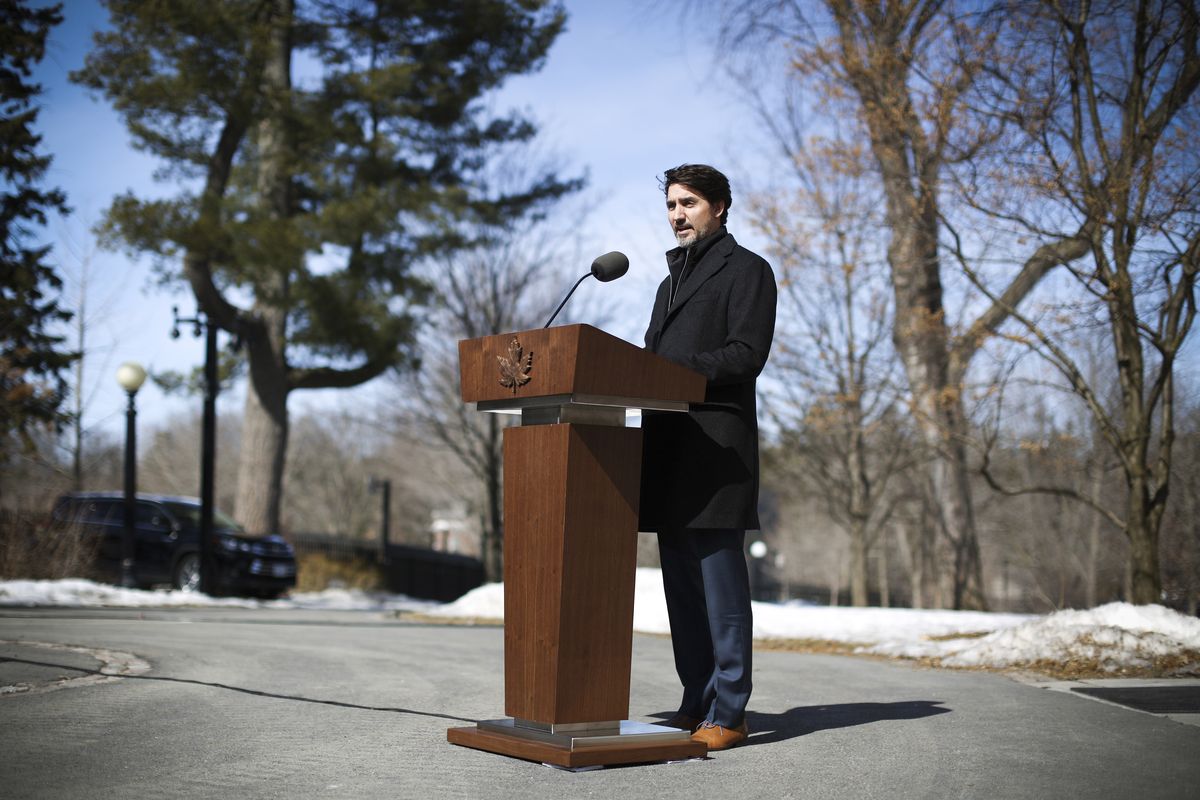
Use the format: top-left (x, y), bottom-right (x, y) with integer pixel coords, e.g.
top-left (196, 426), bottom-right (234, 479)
top-left (0, 512), bottom-right (99, 580)
top-left (925, 630), bottom-right (991, 641)
top-left (753, 637), bottom-right (868, 656)
top-left (755, 633), bottom-right (1200, 680)
top-left (902, 653), bottom-right (1200, 680)
top-left (294, 552), bottom-right (383, 592)
top-left (997, 646), bottom-right (1200, 680)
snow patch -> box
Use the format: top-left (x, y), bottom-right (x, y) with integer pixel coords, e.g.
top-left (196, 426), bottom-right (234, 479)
top-left (0, 578), bottom-right (435, 612)
top-left (426, 582), bottom-right (504, 619)
top-left (868, 602), bottom-right (1200, 672)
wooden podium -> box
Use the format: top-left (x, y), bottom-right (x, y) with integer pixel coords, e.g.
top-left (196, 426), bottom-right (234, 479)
top-left (446, 324), bottom-right (709, 767)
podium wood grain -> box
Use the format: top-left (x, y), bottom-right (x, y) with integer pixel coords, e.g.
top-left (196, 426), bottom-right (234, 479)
top-left (459, 324), bottom-right (704, 405)
top-left (503, 423), bottom-right (642, 724)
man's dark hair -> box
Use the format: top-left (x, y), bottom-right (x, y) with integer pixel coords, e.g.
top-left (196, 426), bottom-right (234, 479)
top-left (661, 164), bottom-right (732, 225)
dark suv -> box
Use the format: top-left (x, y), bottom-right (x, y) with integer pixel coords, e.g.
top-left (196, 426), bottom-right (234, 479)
top-left (49, 493), bottom-right (296, 598)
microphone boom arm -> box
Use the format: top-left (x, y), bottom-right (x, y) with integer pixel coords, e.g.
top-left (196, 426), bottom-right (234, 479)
top-left (543, 271), bottom-right (592, 329)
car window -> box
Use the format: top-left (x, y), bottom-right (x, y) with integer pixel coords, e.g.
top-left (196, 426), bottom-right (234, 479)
top-left (109, 502), bottom-right (133, 525)
top-left (77, 500), bottom-right (118, 524)
top-left (163, 501), bottom-right (253, 536)
top-left (136, 503), bottom-right (172, 531)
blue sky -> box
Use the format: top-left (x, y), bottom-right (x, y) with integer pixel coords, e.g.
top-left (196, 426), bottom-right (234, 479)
top-left (32, 0), bottom-right (771, 441)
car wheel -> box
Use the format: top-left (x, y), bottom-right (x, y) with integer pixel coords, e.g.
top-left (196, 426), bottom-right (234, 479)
top-left (172, 553), bottom-right (201, 593)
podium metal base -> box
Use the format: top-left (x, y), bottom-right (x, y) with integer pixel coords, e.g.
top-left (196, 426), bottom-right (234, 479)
top-left (447, 719), bottom-right (708, 768)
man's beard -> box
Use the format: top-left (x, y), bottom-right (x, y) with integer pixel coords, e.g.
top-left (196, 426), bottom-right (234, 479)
top-left (675, 221), bottom-right (712, 248)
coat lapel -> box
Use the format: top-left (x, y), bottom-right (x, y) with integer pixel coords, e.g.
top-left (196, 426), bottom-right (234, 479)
top-left (665, 233), bottom-right (735, 323)
top-left (646, 282), bottom-right (669, 350)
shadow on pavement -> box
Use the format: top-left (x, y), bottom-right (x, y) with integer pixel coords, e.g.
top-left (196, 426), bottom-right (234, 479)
top-left (743, 701), bottom-right (951, 745)
top-left (1, 656), bottom-right (477, 724)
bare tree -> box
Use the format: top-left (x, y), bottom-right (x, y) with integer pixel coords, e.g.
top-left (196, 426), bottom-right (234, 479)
top-left (139, 411), bottom-right (241, 515)
top-left (702, 0), bottom-right (1102, 608)
top-left (955, 0), bottom-right (1200, 605)
top-left (283, 408), bottom-right (460, 545)
top-left (395, 199), bottom-right (596, 581)
top-left (750, 123), bottom-right (916, 605)
top-left (974, 378), bottom-right (1128, 611)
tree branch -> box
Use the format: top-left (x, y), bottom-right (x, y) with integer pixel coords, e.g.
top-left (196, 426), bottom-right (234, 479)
top-left (947, 216), bottom-right (1094, 379)
top-left (978, 438), bottom-right (1127, 532)
top-left (289, 353), bottom-right (396, 391)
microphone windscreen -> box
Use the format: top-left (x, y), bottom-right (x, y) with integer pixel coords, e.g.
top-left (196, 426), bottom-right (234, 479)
top-left (590, 251), bottom-right (629, 282)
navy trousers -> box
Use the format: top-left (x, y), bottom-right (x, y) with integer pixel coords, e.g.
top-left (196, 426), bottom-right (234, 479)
top-left (657, 528), bottom-right (753, 727)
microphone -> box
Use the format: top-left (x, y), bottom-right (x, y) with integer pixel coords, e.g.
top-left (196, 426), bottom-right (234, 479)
top-left (543, 251), bottom-right (629, 328)
top-left (590, 250), bottom-right (629, 282)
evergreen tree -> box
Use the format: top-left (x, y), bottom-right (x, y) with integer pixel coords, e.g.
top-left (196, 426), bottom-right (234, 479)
top-left (0, 1), bottom-right (75, 472)
top-left (74, 0), bottom-right (579, 533)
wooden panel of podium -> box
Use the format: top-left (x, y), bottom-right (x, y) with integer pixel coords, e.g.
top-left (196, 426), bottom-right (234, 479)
top-left (446, 324), bottom-right (708, 767)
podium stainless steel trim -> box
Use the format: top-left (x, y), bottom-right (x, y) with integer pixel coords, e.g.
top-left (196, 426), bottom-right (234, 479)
top-left (514, 719), bottom-right (621, 734)
top-left (477, 393), bottom-right (690, 415)
top-left (476, 718), bottom-right (692, 750)
top-left (520, 405), bottom-right (626, 426)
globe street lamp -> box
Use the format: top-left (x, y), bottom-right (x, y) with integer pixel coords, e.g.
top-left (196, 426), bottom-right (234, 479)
top-left (748, 539), bottom-right (768, 602)
top-left (116, 361), bottom-right (147, 588)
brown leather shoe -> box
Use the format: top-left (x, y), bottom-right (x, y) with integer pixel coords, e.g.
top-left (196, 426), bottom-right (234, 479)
top-left (690, 720), bottom-right (749, 751)
top-left (662, 713), bottom-right (703, 732)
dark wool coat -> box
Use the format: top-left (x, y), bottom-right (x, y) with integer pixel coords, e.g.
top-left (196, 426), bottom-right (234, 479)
top-left (639, 228), bottom-right (777, 532)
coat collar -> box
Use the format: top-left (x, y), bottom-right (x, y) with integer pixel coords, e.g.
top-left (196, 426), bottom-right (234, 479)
top-left (664, 228), bottom-right (735, 317)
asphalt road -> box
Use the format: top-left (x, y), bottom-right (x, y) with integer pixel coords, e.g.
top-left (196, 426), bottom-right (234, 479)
top-left (2, 606), bottom-right (1198, 800)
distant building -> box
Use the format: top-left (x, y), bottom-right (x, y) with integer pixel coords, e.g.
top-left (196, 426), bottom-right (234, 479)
top-left (430, 503), bottom-right (477, 557)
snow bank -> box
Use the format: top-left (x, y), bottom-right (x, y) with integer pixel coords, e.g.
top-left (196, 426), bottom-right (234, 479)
top-left (426, 581), bottom-right (504, 619)
top-left (754, 604), bottom-right (1031, 644)
top-left (0, 579), bottom-right (259, 608)
top-left (0, 578), bottom-right (434, 613)
top-left (869, 602), bottom-right (1200, 672)
top-left (426, 568), bottom-right (674, 627)
top-left (427, 568), bottom-right (1034, 643)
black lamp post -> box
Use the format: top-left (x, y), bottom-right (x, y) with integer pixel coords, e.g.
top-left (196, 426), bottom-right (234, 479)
top-left (116, 361), bottom-right (147, 588)
top-left (369, 477), bottom-right (392, 562)
top-left (171, 306), bottom-right (219, 594)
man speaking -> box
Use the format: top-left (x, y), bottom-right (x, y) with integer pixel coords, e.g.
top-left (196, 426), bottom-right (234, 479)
top-left (640, 164), bottom-right (777, 751)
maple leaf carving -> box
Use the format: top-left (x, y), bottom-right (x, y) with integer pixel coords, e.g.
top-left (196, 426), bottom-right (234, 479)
top-left (497, 337), bottom-right (533, 393)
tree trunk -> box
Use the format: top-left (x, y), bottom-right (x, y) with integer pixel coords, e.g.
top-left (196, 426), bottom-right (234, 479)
top-left (1126, 482), bottom-right (1163, 605)
top-left (828, 0), bottom-right (988, 610)
top-left (235, 307), bottom-right (289, 534)
top-left (899, 520), bottom-right (924, 609)
top-left (876, 530), bottom-right (890, 608)
top-left (1187, 525), bottom-right (1199, 616)
top-left (894, 255), bottom-right (987, 609)
top-left (829, 550), bottom-right (842, 607)
top-left (887, 195), bottom-right (984, 610)
top-left (72, 271), bottom-right (85, 492)
top-left (235, 0), bottom-right (293, 535)
top-left (850, 519), bottom-right (869, 606)
top-left (1085, 461), bottom-right (1103, 608)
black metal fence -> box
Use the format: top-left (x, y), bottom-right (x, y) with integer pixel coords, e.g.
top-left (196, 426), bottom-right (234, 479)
top-left (289, 533), bottom-right (485, 602)
top-left (381, 543), bottom-right (487, 602)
